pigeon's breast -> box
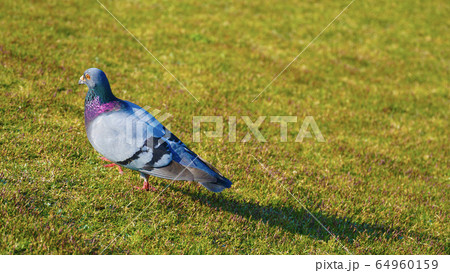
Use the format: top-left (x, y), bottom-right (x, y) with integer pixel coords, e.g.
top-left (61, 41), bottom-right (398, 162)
top-left (85, 107), bottom-right (173, 169)
top-left (85, 109), bottom-right (147, 163)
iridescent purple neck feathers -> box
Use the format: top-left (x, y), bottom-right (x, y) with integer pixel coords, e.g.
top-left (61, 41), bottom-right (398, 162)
top-left (84, 96), bottom-right (122, 124)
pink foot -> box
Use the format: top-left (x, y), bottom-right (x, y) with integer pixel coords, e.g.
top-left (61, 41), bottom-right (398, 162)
top-left (134, 181), bottom-right (157, 192)
top-left (100, 157), bottom-right (124, 175)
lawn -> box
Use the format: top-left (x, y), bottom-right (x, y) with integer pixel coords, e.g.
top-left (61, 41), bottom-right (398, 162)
top-left (0, 0), bottom-right (448, 254)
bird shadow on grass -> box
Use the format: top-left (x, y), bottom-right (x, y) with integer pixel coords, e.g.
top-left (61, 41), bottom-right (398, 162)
top-left (168, 184), bottom-right (438, 253)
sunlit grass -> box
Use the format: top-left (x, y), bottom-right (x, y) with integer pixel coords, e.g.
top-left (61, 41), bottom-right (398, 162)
top-left (0, 0), bottom-right (448, 254)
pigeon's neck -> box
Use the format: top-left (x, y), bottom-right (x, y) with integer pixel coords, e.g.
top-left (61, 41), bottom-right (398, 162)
top-left (84, 86), bottom-right (121, 124)
top-left (85, 83), bottom-right (116, 103)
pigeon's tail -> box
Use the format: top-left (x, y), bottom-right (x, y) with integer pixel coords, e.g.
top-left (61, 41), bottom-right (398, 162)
top-left (198, 176), bottom-right (232, 193)
top-left (193, 156), bottom-right (232, 193)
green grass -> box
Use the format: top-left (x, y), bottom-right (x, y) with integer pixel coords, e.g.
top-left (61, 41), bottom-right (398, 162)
top-left (0, 0), bottom-right (448, 254)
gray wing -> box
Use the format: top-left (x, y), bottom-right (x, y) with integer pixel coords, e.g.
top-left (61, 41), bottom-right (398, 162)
top-left (139, 135), bottom-right (233, 192)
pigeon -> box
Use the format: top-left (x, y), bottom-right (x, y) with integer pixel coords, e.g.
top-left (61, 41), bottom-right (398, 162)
top-left (78, 68), bottom-right (232, 192)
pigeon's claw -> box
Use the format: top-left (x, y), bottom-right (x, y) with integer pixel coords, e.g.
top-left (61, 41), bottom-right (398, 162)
top-left (134, 181), bottom-right (157, 192)
top-left (100, 157), bottom-right (124, 175)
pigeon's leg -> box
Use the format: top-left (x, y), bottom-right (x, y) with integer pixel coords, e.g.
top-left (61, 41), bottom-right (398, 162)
top-left (135, 173), bottom-right (157, 192)
top-left (100, 157), bottom-right (124, 175)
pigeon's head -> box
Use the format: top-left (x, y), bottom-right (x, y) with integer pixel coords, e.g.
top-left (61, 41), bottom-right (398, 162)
top-left (78, 68), bottom-right (110, 89)
top-left (79, 68), bottom-right (117, 103)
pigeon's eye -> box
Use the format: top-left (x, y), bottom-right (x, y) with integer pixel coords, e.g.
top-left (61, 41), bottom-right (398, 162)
top-left (85, 74), bottom-right (91, 80)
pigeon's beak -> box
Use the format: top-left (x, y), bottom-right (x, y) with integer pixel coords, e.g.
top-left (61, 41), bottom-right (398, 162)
top-left (78, 75), bottom-right (86, 85)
